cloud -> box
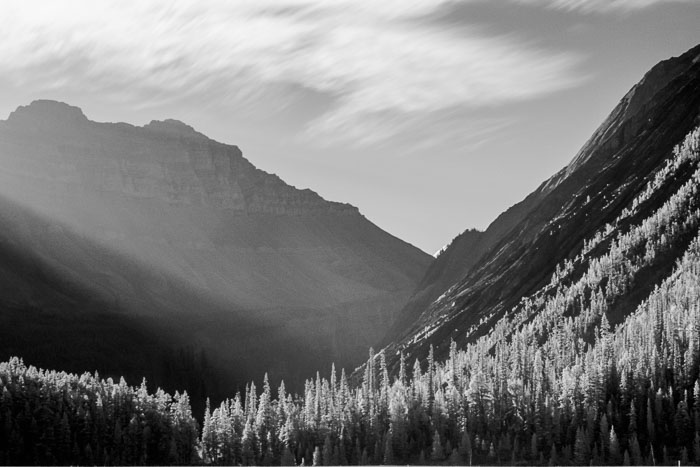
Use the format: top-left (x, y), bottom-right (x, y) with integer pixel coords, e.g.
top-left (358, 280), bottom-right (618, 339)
top-left (0, 0), bottom-right (585, 146)
top-left (512, 0), bottom-right (695, 13)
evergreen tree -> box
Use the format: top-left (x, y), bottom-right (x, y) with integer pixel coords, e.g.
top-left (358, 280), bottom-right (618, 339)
top-left (459, 431), bottom-right (472, 465)
top-left (609, 426), bottom-right (621, 465)
top-left (383, 431), bottom-right (394, 465)
top-left (312, 446), bottom-right (321, 466)
top-left (322, 435), bottom-right (332, 466)
top-left (448, 448), bottom-right (462, 465)
top-left (281, 446), bottom-right (296, 466)
top-left (574, 427), bottom-right (589, 465)
top-left (431, 430), bottom-right (445, 461)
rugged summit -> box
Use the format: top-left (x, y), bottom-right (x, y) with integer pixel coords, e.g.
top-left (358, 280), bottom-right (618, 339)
top-left (2, 101), bottom-right (356, 214)
top-left (381, 43), bottom-right (700, 371)
top-left (0, 102), bottom-right (431, 404)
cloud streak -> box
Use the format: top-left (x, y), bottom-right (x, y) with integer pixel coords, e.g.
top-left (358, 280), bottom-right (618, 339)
top-left (0, 0), bottom-right (585, 146)
top-left (513, 0), bottom-right (696, 13)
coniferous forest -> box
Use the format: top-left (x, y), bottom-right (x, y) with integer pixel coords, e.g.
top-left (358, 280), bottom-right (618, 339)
top-left (2, 127), bottom-right (700, 465)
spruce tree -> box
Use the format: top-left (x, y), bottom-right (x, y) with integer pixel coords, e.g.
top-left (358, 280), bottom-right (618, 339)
top-left (383, 431), bottom-right (394, 465)
top-left (322, 435), bottom-right (332, 466)
top-left (609, 426), bottom-right (621, 465)
top-left (281, 446), bottom-right (296, 466)
top-left (312, 446), bottom-right (321, 466)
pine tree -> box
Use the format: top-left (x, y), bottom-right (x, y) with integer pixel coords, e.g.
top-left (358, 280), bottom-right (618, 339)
top-left (312, 446), bottom-right (321, 466)
top-left (427, 345), bottom-right (436, 414)
top-left (488, 441), bottom-right (496, 460)
top-left (609, 426), bottom-right (621, 464)
top-left (448, 448), bottom-right (462, 465)
top-left (431, 430), bottom-right (445, 461)
top-left (241, 419), bottom-right (256, 466)
top-left (629, 400), bottom-right (638, 435)
top-left (459, 431), bottom-right (472, 465)
top-left (647, 397), bottom-right (656, 442)
top-left (574, 427), bottom-right (589, 465)
top-left (549, 444), bottom-right (558, 466)
top-left (383, 430), bottom-right (394, 465)
top-left (629, 433), bottom-right (642, 465)
top-left (322, 435), bottom-right (332, 466)
top-left (201, 398), bottom-right (214, 462)
top-left (676, 397), bottom-right (693, 447)
top-left (281, 446), bottom-right (296, 466)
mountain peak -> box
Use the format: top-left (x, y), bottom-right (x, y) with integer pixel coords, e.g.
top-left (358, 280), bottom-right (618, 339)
top-left (144, 118), bottom-right (203, 138)
top-left (0, 97), bottom-right (432, 401)
top-left (560, 42), bottom-right (700, 181)
top-left (7, 99), bottom-right (88, 126)
top-left (379, 42), bottom-right (700, 374)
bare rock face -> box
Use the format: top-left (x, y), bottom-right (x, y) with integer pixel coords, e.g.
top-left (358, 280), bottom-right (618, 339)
top-left (3, 101), bottom-right (358, 215)
top-left (0, 102), bottom-right (431, 400)
top-left (8, 99), bottom-right (89, 126)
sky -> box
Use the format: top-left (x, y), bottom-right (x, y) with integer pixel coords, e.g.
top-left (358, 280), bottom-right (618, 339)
top-left (0, 0), bottom-right (699, 254)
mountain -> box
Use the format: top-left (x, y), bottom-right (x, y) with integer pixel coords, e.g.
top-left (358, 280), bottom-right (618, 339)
top-left (382, 228), bottom-right (485, 346)
top-left (380, 43), bottom-right (700, 371)
top-left (3, 42), bottom-right (700, 467)
top-left (0, 101), bottom-right (432, 405)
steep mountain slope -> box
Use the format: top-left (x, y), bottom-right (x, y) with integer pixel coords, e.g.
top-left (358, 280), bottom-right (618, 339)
top-left (382, 229), bottom-right (485, 345)
top-left (382, 43), bottom-right (700, 370)
top-left (0, 102), bottom-right (431, 401)
top-left (194, 119), bottom-right (700, 466)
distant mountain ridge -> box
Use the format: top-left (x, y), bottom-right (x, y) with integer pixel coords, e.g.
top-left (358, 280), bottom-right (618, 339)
top-left (3, 100), bottom-right (357, 215)
top-left (379, 42), bottom-right (700, 372)
top-left (0, 101), bottom-right (431, 408)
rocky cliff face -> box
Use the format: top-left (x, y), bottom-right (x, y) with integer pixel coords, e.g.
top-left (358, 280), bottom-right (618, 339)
top-left (3, 100), bottom-right (357, 214)
top-left (379, 43), bottom-right (700, 373)
top-left (0, 102), bottom-right (431, 402)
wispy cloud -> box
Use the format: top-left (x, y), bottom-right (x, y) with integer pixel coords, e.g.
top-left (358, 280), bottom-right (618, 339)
top-left (513, 0), bottom-right (695, 13)
top-left (0, 0), bottom-right (584, 146)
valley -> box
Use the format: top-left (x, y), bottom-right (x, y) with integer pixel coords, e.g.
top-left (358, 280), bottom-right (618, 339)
top-left (1, 38), bottom-right (700, 467)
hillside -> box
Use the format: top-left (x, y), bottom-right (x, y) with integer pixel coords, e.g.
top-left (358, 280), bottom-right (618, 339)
top-left (382, 42), bottom-right (700, 368)
top-left (186, 42), bottom-right (700, 467)
top-left (0, 101), bottom-right (432, 407)
top-left (191, 123), bottom-right (700, 466)
top-left (164, 42), bottom-right (700, 467)
top-left (382, 228), bottom-right (486, 346)
top-left (0, 357), bottom-right (199, 465)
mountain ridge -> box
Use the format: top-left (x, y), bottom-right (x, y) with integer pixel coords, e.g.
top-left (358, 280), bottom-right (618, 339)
top-left (2, 99), bottom-right (361, 216)
top-left (379, 41), bottom-right (700, 373)
top-left (0, 100), bottom-right (432, 408)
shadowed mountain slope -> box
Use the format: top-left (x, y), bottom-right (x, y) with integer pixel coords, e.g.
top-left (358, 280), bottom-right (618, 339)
top-left (0, 101), bottom-right (431, 406)
top-left (381, 228), bottom-right (486, 346)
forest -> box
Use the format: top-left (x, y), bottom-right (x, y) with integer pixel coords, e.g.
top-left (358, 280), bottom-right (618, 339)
top-left (1, 129), bottom-right (700, 465)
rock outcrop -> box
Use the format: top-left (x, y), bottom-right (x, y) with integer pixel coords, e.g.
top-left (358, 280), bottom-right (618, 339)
top-left (3, 101), bottom-right (357, 214)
